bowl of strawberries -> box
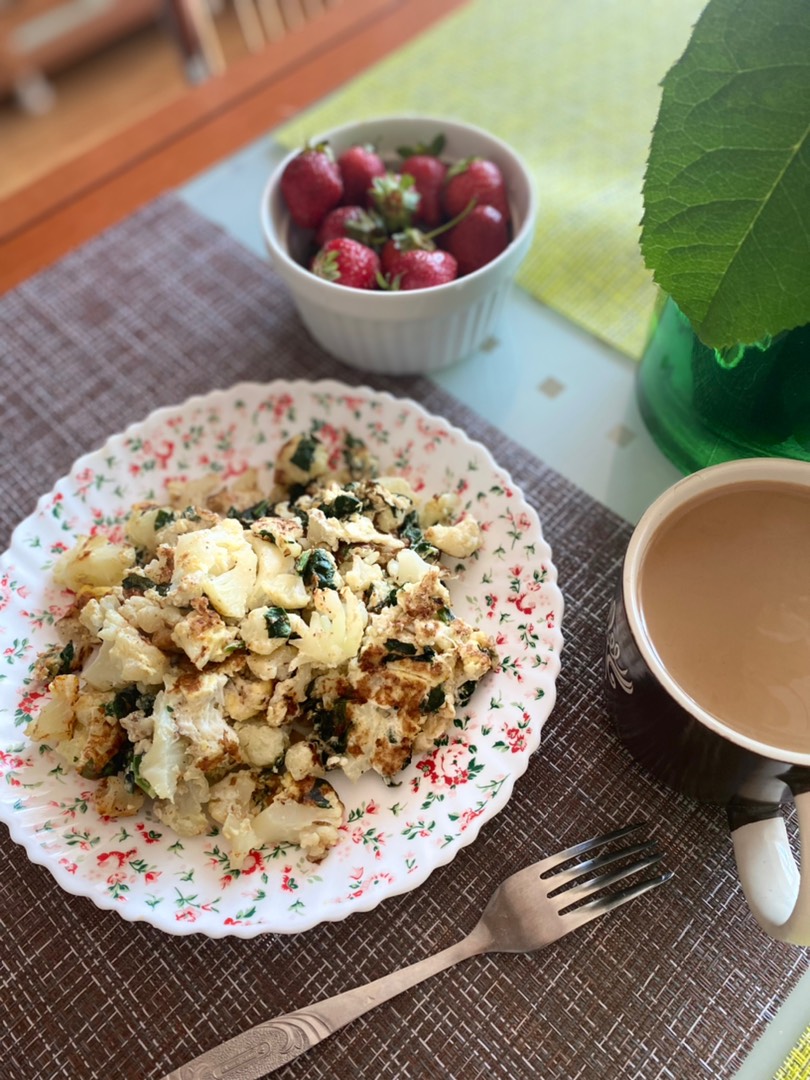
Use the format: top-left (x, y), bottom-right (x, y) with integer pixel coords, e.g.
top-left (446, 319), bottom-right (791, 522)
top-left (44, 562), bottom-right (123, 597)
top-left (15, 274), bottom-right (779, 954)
top-left (260, 115), bottom-right (536, 376)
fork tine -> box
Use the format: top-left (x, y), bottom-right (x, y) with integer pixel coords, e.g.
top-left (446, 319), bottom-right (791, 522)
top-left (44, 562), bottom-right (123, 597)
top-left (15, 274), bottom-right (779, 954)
top-left (545, 839), bottom-right (658, 889)
top-left (561, 870), bottom-right (674, 931)
top-left (554, 852), bottom-right (667, 909)
top-left (534, 821), bottom-right (646, 875)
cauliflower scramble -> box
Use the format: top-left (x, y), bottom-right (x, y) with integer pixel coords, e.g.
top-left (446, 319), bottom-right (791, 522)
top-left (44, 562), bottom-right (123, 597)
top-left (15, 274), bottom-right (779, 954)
top-left (27, 432), bottom-right (495, 867)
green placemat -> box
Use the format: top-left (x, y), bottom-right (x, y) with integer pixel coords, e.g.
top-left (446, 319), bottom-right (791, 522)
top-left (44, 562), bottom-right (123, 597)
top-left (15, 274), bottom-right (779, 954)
top-left (775, 1027), bottom-right (810, 1080)
top-left (275, 0), bottom-right (706, 359)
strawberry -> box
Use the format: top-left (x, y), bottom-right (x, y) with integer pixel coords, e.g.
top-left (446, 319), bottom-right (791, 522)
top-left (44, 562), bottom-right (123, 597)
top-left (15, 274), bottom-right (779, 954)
top-left (281, 142), bottom-right (343, 229)
top-left (337, 144), bottom-right (386, 207)
top-left (398, 134), bottom-right (448, 228)
top-left (370, 173), bottom-right (421, 232)
top-left (442, 157), bottom-right (510, 223)
top-left (310, 237), bottom-right (381, 290)
top-left (315, 206), bottom-right (388, 249)
top-left (400, 155), bottom-right (447, 228)
top-left (381, 243), bottom-right (458, 290)
top-left (442, 204), bottom-right (509, 276)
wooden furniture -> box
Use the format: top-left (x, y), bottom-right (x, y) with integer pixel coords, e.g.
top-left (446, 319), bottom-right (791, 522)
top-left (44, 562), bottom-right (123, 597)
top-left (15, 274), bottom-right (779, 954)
top-left (0, 0), bottom-right (163, 104)
top-left (0, 0), bottom-right (466, 292)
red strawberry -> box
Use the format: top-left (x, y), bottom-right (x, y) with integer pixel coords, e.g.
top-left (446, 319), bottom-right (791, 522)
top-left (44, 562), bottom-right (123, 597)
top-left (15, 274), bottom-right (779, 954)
top-left (442, 204), bottom-right (509, 276)
top-left (310, 237), bottom-right (381, 290)
top-left (381, 232), bottom-right (458, 291)
top-left (281, 142), bottom-right (343, 229)
top-left (442, 158), bottom-right (510, 223)
top-left (337, 144), bottom-right (386, 206)
top-left (315, 206), bottom-right (387, 249)
top-left (381, 245), bottom-right (458, 291)
top-left (400, 155), bottom-right (448, 228)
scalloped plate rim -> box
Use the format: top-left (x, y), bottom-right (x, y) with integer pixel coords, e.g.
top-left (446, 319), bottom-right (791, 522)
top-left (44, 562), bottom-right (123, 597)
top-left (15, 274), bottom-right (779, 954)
top-left (0, 377), bottom-right (565, 937)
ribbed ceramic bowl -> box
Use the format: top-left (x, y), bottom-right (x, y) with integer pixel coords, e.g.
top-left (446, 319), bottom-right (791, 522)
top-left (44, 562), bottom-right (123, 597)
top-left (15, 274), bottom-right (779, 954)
top-left (260, 115), bottom-right (536, 376)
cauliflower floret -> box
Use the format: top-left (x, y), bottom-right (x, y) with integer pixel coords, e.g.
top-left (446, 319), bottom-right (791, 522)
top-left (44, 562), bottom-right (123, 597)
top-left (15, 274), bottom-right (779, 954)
top-left (387, 547), bottom-right (433, 586)
top-left (168, 670), bottom-right (238, 773)
top-left (274, 434), bottom-right (329, 489)
top-left (288, 587), bottom-right (368, 668)
top-left (420, 492), bottom-right (461, 528)
top-left (264, 572), bottom-right (309, 610)
top-left (246, 535), bottom-right (295, 609)
top-left (171, 598), bottom-right (238, 669)
top-left (239, 607), bottom-right (292, 655)
top-left (245, 644), bottom-right (297, 681)
top-left (343, 553), bottom-right (384, 594)
top-left (307, 507), bottom-right (403, 553)
top-left (171, 518), bottom-right (258, 618)
top-left (138, 691), bottom-right (186, 800)
top-left (53, 534), bottom-right (136, 590)
top-left (237, 722), bottom-right (288, 768)
top-left (265, 664), bottom-right (315, 727)
top-left (223, 674), bottom-right (274, 722)
top-left (26, 673), bottom-right (79, 742)
top-left (252, 775), bottom-right (343, 861)
top-left (78, 593), bottom-right (121, 636)
top-left (94, 774), bottom-right (145, 817)
top-left (250, 517), bottom-right (304, 559)
top-left (82, 607), bottom-right (170, 691)
top-left (118, 595), bottom-right (184, 637)
top-left (284, 740), bottom-right (326, 781)
top-left (424, 516), bottom-right (482, 558)
top-left (377, 476), bottom-right (417, 500)
top-left (208, 770), bottom-right (262, 866)
top-left (55, 688), bottom-right (127, 779)
top-left (153, 775), bottom-right (210, 836)
top-left (125, 504), bottom-right (162, 556)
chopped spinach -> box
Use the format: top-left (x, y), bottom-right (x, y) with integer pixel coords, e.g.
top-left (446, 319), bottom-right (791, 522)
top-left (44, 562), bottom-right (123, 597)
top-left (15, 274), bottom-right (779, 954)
top-left (384, 638), bottom-right (417, 657)
top-left (121, 572), bottom-right (169, 595)
top-left (383, 640), bottom-right (436, 664)
top-left (56, 641), bottom-right (75, 676)
top-left (436, 606), bottom-right (455, 623)
top-left (421, 685), bottom-right (446, 713)
top-left (457, 680), bottom-right (477, 707)
top-left (105, 687), bottom-right (155, 720)
top-left (305, 779), bottom-right (334, 809)
top-left (312, 699), bottom-right (350, 755)
top-left (399, 510), bottom-right (440, 562)
top-left (227, 499), bottom-right (272, 527)
top-left (264, 606), bottom-right (292, 639)
top-left (154, 508), bottom-right (175, 530)
top-left (123, 746), bottom-right (155, 798)
top-left (296, 548), bottom-right (337, 590)
top-left (290, 434), bottom-right (319, 473)
top-left (291, 506), bottom-right (309, 530)
top-left (323, 493), bottom-right (362, 519)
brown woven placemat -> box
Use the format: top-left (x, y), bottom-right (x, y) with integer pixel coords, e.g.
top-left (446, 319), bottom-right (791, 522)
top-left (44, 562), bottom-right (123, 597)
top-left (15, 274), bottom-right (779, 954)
top-left (1, 198), bottom-right (807, 1080)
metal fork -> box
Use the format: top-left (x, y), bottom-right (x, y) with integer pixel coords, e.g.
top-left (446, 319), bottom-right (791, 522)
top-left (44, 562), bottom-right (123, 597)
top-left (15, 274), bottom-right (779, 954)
top-left (161, 823), bottom-right (671, 1080)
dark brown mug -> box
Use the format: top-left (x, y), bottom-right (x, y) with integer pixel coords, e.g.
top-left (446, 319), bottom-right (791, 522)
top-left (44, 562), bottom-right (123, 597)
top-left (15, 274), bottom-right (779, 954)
top-left (604, 459), bottom-right (810, 945)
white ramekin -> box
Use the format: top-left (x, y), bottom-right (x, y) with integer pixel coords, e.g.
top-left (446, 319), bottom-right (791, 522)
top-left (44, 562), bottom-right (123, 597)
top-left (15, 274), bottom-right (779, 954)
top-left (260, 115), bottom-right (536, 376)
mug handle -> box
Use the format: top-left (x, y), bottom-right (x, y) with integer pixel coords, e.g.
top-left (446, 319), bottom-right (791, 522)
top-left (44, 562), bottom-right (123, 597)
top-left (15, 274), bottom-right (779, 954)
top-left (728, 774), bottom-right (810, 945)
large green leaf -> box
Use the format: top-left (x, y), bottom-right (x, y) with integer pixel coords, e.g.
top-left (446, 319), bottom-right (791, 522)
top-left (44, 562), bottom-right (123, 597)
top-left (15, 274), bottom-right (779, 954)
top-left (641, 0), bottom-right (810, 350)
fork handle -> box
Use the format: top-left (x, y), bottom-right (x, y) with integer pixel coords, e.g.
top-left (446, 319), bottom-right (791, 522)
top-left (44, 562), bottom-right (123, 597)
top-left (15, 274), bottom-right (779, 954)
top-left (160, 927), bottom-right (489, 1080)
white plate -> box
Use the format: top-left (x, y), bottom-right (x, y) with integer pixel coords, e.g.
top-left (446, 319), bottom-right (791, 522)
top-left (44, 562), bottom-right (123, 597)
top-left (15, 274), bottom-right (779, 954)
top-left (0, 379), bottom-right (563, 936)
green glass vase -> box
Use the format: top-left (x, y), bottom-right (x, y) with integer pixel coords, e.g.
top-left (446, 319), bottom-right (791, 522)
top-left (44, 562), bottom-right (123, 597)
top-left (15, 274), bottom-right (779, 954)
top-left (637, 296), bottom-right (810, 474)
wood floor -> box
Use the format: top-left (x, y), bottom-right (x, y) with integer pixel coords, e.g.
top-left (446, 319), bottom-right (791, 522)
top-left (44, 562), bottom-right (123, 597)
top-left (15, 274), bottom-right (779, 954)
top-left (0, 7), bottom-right (252, 201)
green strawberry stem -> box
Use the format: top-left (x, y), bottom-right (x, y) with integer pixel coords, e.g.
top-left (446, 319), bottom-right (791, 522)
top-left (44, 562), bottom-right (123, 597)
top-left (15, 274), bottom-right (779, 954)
top-left (391, 198), bottom-right (477, 253)
top-left (396, 133), bottom-right (446, 159)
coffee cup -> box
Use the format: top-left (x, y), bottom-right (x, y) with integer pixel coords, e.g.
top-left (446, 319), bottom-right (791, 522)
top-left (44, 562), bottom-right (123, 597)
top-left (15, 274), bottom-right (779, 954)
top-left (605, 458), bottom-right (810, 945)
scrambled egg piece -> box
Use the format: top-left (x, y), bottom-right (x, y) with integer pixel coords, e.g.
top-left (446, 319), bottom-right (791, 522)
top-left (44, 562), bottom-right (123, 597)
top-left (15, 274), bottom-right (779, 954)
top-left (27, 430), bottom-right (495, 868)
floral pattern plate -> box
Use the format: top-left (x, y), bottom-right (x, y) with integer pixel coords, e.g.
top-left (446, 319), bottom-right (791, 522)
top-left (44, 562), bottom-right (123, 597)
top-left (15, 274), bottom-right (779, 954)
top-left (0, 379), bottom-right (564, 936)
